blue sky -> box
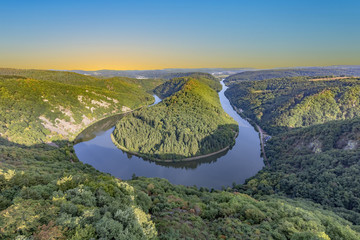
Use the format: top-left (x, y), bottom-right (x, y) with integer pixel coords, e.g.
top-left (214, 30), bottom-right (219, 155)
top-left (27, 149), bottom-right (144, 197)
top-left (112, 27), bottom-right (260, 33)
top-left (1, 0), bottom-right (359, 69)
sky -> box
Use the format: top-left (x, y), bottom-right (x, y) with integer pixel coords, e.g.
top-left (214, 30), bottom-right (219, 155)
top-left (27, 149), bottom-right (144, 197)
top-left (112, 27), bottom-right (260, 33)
top-left (1, 0), bottom-right (359, 70)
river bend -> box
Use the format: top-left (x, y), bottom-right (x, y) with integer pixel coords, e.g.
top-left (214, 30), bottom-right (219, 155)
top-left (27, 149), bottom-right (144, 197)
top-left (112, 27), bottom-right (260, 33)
top-left (74, 81), bottom-right (264, 189)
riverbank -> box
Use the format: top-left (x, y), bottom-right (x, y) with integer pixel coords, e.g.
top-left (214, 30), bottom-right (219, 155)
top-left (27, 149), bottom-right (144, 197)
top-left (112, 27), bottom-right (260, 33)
top-left (110, 131), bottom-right (238, 163)
top-left (73, 96), bottom-right (158, 143)
top-left (230, 104), bottom-right (270, 166)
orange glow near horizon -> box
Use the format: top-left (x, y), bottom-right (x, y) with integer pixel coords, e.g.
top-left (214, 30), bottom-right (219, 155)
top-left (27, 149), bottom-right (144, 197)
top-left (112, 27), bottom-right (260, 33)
top-left (2, 49), bottom-right (359, 71)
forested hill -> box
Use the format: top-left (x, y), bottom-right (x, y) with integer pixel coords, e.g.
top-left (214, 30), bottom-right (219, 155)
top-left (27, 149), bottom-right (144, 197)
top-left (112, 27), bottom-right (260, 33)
top-left (160, 72), bottom-right (222, 92)
top-left (153, 72), bottom-right (221, 99)
top-left (239, 117), bottom-right (360, 224)
top-left (0, 68), bottom-right (164, 92)
top-left (225, 75), bottom-right (360, 224)
top-left (225, 76), bottom-right (360, 135)
top-left (112, 77), bottom-right (238, 160)
top-left (225, 66), bottom-right (360, 84)
top-left (0, 69), bottom-right (156, 144)
top-left (153, 78), bottom-right (187, 99)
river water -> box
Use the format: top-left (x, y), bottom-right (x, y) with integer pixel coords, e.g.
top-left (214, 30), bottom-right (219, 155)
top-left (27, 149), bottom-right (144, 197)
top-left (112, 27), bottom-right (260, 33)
top-left (74, 81), bottom-right (264, 189)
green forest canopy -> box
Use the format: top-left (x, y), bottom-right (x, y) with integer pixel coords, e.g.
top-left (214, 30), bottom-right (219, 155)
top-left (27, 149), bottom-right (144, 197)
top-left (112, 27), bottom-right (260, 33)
top-left (236, 117), bottom-right (360, 224)
top-left (225, 76), bottom-right (360, 135)
top-left (225, 66), bottom-right (360, 84)
top-left (225, 75), bottom-right (360, 225)
top-left (112, 76), bottom-right (238, 160)
top-left (0, 70), bottom-right (158, 145)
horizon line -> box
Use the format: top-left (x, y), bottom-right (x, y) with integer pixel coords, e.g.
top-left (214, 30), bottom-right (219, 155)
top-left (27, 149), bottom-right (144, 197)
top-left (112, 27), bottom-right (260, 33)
top-left (2, 64), bottom-right (360, 72)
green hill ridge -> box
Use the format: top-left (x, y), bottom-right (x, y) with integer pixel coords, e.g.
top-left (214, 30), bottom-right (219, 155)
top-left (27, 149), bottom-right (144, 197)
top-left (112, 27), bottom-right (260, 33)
top-left (225, 75), bottom-right (360, 224)
top-left (225, 76), bottom-right (360, 135)
top-left (112, 76), bottom-right (238, 160)
top-left (0, 69), bottom-right (158, 145)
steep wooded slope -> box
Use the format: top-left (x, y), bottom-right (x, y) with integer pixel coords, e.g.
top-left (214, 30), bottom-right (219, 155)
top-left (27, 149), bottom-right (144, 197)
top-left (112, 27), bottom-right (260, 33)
top-left (0, 71), bottom-right (154, 144)
top-left (113, 77), bottom-right (237, 160)
top-left (225, 76), bottom-right (360, 134)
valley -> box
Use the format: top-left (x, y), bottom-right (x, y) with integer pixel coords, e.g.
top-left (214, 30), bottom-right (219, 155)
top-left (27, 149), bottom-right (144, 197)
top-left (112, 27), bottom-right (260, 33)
top-left (2, 1), bottom-right (360, 239)
top-left (1, 67), bottom-right (360, 239)
top-left (74, 80), bottom-right (264, 189)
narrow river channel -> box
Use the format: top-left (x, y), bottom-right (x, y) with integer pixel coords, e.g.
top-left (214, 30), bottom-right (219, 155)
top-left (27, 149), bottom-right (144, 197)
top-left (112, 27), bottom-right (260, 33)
top-left (74, 80), bottom-right (264, 189)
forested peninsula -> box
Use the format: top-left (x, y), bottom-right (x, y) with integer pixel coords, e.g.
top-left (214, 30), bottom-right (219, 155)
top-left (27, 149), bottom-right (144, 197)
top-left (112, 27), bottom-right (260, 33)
top-left (112, 74), bottom-right (238, 161)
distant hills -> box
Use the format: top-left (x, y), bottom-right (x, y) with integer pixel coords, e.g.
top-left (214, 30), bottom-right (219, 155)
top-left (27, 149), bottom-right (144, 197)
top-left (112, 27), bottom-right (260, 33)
top-left (225, 65), bottom-right (360, 84)
top-left (69, 65), bottom-right (360, 81)
top-left (225, 75), bottom-right (360, 135)
top-left (70, 68), bottom-right (252, 79)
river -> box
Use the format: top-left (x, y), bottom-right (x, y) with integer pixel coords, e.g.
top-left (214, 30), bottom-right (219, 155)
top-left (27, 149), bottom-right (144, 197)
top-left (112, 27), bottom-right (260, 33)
top-left (74, 80), bottom-right (264, 189)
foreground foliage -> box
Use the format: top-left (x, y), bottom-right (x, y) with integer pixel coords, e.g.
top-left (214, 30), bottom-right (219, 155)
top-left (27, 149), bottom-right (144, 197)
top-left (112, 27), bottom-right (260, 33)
top-left (1, 138), bottom-right (359, 239)
top-left (0, 138), bottom-right (157, 239)
top-left (130, 177), bottom-right (360, 240)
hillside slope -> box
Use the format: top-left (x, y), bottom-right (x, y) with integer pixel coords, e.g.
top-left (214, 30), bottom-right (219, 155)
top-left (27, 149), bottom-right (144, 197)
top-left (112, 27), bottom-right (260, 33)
top-left (225, 66), bottom-right (360, 84)
top-left (112, 77), bottom-right (238, 160)
top-left (153, 72), bottom-right (221, 99)
top-left (238, 117), bottom-right (360, 224)
top-left (0, 71), bottom-right (154, 145)
top-left (225, 75), bottom-right (360, 224)
top-left (225, 76), bottom-right (360, 134)
top-left (0, 68), bottom-right (164, 92)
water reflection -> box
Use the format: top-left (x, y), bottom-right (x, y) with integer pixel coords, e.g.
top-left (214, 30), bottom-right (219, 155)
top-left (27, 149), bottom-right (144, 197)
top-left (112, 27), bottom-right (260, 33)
top-left (74, 114), bottom-right (126, 144)
top-left (75, 94), bottom-right (162, 144)
top-left (150, 149), bottom-right (230, 169)
top-left (75, 122), bottom-right (230, 170)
